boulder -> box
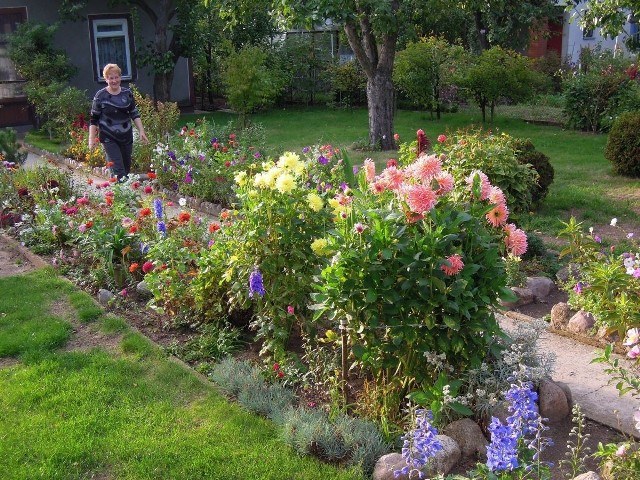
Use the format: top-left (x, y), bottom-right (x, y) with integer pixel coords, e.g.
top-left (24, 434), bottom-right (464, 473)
top-left (500, 287), bottom-right (534, 308)
top-left (526, 276), bottom-right (555, 300)
top-left (97, 288), bottom-right (114, 305)
top-left (567, 311), bottom-right (596, 333)
top-left (426, 435), bottom-right (461, 477)
top-left (556, 264), bottom-right (581, 283)
top-left (372, 453), bottom-right (421, 480)
top-left (136, 280), bottom-right (153, 298)
top-left (550, 302), bottom-right (572, 329)
top-left (572, 472), bottom-right (601, 480)
top-left (372, 436), bottom-right (461, 480)
top-left (538, 378), bottom-right (570, 422)
top-left (443, 418), bottom-right (488, 459)
top-left (554, 381), bottom-right (573, 410)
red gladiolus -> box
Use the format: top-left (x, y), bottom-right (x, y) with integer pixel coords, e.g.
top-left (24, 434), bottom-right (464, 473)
top-left (142, 261), bottom-right (154, 273)
top-left (129, 263), bottom-right (139, 273)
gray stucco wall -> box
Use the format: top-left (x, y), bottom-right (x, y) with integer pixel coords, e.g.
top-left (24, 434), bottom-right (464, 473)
top-left (2, 1), bottom-right (191, 106)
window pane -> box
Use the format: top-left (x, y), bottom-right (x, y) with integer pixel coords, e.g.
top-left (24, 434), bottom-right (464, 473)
top-left (97, 37), bottom-right (129, 76)
top-left (97, 24), bottom-right (123, 33)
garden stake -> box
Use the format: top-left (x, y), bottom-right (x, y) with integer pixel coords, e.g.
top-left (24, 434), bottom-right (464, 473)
top-left (340, 317), bottom-right (348, 406)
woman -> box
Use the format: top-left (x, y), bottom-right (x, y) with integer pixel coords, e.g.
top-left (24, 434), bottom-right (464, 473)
top-left (88, 63), bottom-right (148, 180)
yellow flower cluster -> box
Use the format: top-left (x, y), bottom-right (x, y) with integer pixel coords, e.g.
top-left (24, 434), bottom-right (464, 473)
top-left (311, 238), bottom-right (332, 256)
top-left (252, 152), bottom-right (305, 194)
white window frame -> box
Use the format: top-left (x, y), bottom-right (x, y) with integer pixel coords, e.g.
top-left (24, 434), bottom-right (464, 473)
top-left (90, 17), bottom-right (133, 81)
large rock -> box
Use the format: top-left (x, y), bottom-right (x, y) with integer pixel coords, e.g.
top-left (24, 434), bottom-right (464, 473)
top-left (372, 453), bottom-right (422, 480)
top-left (136, 280), bottom-right (153, 298)
top-left (443, 418), bottom-right (488, 459)
top-left (554, 381), bottom-right (573, 410)
top-left (556, 264), bottom-right (581, 283)
top-left (372, 436), bottom-right (461, 480)
top-left (567, 310), bottom-right (596, 333)
top-left (97, 288), bottom-right (114, 305)
top-left (572, 472), bottom-right (601, 480)
top-left (550, 302), bottom-right (572, 329)
top-left (501, 287), bottom-right (534, 308)
top-left (526, 276), bottom-right (555, 300)
top-left (538, 378), bottom-right (570, 422)
top-left (426, 435), bottom-right (461, 477)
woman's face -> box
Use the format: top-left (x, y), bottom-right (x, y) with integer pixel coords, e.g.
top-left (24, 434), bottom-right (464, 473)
top-left (106, 72), bottom-right (121, 90)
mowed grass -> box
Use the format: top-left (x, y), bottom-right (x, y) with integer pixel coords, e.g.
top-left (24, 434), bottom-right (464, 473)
top-left (184, 106), bottom-right (640, 235)
top-left (0, 269), bottom-right (363, 480)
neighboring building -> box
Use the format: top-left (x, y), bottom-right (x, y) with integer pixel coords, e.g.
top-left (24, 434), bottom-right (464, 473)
top-left (528, 2), bottom-right (638, 65)
top-left (0, 2), bottom-right (194, 128)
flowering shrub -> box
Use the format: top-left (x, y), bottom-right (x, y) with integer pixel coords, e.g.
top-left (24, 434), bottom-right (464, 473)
top-left (191, 147), bottom-right (348, 357)
top-left (63, 113), bottom-right (106, 167)
top-left (312, 152), bottom-right (526, 394)
top-left (559, 217), bottom-right (640, 337)
top-left (153, 120), bottom-right (267, 205)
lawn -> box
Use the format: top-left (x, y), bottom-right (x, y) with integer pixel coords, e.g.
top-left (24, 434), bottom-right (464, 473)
top-left (0, 269), bottom-right (364, 480)
top-left (26, 105), bottom-right (640, 236)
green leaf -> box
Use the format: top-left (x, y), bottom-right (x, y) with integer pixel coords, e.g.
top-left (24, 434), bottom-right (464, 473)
top-left (444, 316), bottom-right (460, 331)
top-left (449, 402), bottom-right (473, 416)
top-left (365, 289), bottom-right (378, 303)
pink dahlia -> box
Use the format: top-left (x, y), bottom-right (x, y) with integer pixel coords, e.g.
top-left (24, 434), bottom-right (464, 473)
top-left (437, 134), bottom-right (447, 143)
top-left (409, 154), bottom-right (442, 181)
top-left (488, 186), bottom-right (506, 206)
top-left (466, 170), bottom-right (491, 201)
top-left (363, 158), bottom-right (376, 183)
top-left (370, 180), bottom-right (387, 194)
top-left (486, 204), bottom-right (509, 227)
top-left (380, 166), bottom-right (405, 191)
top-left (504, 223), bottom-right (528, 256)
top-left (441, 254), bottom-right (464, 276)
top-left (405, 184), bottom-right (437, 214)
top-left (434, 172), bottom-right (455, 195)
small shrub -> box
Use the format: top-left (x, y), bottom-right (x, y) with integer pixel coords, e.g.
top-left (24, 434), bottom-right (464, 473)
top-left (326, 60), bottom-right (367, 108)
top-left (522, 231), bottom-right (548, 260)
top-left (605, 110), bottom-right (640, 177)
top-left (0, 128), bottom-right (27, 165)
top-left (511, 138), bottom-right (555, 205)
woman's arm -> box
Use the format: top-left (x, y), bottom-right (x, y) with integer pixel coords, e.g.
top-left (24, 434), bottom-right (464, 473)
top-left (133, 117), bottom-right (149, 144)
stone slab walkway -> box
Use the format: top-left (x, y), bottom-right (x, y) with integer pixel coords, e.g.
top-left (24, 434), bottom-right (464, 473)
top-left (500, 312), bottom-right (639, 439)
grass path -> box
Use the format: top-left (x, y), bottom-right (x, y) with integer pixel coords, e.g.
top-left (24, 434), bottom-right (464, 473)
top-left (0, 269), bottom-right (363, 480)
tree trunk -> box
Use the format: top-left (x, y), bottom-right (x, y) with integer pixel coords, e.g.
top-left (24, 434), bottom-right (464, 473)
top-left (154, 71), bottom-right (174, 102)
top-left (366, 72), bottom-right (395, 150)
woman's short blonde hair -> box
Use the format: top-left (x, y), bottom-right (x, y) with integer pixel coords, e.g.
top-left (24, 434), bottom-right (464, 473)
top-left (102, 63), bottom-right (122, 79)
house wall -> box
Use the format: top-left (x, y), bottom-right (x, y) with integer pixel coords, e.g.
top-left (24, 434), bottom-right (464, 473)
top-left (2, 1), bottom-right (191, 106)
top-left (562, 9), bottom-right (636, 65)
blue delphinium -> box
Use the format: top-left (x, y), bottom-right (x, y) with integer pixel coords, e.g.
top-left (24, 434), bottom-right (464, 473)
top-left (153, 197), bottom-right (163, 219)
top-left (486, 382), bottom-right (553, 476)
top-left (394, 409), bottom-right (442, 479)
top-left (248, 268), bottom-right (265, 298)
top-left (486, 417), bottom-right (520, 472)
top-left (157, 221), bottom-right (167, 237)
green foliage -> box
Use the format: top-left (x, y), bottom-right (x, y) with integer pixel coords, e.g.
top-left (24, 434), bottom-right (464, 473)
top-left (457, 46), bottom-right (543, 122)
top-left (559, 404), bottom-right (592, 479)
top-left (326, 60), bottom-right (367, 108)
top-left (25, 82), bottom-right (89, 141)
top-left (563, 48), bottom-right (639, 133)
top-left (6, 21), bottom-right (75, 85)
top-left (167, 323), bottom-right (244, 364)
top-left (222, 45), bottom-right (284, 126)
top-left (605, 110), bottom-right (640, 177)
top-left (511, 138), bottom-right (555, 205)
top-left (393, 36), bottom-right (466, 118)
top-left (131, 85), bottom-right (180, 172)
top-left (558, 217), bottom-right (640, 337)
top-left (0, 128), bottom-right (27, 165)
top-left (432, 129), bottom-right (539, 214)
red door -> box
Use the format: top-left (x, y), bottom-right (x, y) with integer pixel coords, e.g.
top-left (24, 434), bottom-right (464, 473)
top-left (0, 7), bottom-right (31, 128)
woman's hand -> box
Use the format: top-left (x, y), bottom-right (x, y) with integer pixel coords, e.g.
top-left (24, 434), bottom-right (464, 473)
top-left (139, 131), bottom-right (149, 144)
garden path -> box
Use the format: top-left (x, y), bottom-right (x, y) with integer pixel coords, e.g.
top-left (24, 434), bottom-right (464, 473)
top-left (19, 149), bottom-right (640, 440)
top-left (499, 312), bottom-right (639, 439)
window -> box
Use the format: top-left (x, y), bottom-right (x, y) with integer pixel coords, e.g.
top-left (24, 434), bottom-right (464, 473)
top-left (0, 7), bottom-right (27, 98)
top-left (631, 22), bottom-right (640, 45)
top-left (89, 15), bottom-right (135, 81)
top-left (582, 27), bottom-right (594, 40)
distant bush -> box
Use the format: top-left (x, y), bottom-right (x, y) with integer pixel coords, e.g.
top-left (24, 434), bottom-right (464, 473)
top-left (511, 138), bottom-right (555, 205)
top-left (605, 110), bottom-right (640, 177)
top-left (326, 60), bottom-right (367, 108)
